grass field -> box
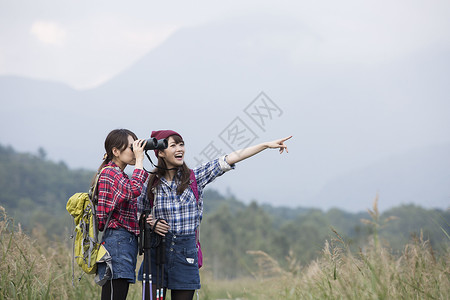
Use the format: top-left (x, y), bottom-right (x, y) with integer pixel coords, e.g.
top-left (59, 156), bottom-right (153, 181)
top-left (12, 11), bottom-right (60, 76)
top-left (1, 205), bottom-right (449, 299)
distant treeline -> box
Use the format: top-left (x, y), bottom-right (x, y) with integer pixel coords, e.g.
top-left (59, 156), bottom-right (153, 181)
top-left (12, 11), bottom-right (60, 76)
top-left (1, 143), bottom-right (449, 279)
top-left (0, 144), bottom-right (93, 236)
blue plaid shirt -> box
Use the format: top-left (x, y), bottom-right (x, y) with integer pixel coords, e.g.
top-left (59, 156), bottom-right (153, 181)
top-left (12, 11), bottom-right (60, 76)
top-left (137, 156), bottom-right (234, 235)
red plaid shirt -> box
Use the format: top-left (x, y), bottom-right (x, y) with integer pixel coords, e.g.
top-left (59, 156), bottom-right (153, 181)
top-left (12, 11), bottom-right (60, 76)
top-left (97, 161), bottom-right (148, 236)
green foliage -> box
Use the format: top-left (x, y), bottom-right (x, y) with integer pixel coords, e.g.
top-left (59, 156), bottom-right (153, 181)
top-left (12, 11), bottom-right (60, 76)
top-left (1, 143), bottom-right (449, 283)
top-left (379, 204), bottom-right (450, 252)
top-left (2, 204), bottom-right (448, 300)
top-left (200, 196), bottom-right (450, 279)
top-left (0, 144), bottom-right (94, 237)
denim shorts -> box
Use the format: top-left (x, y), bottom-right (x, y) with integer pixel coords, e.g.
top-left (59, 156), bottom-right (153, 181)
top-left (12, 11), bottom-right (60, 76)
top-left (138, 232), bottom-right (200, 290)
top-left (97, 228), bottom-right (138, 283)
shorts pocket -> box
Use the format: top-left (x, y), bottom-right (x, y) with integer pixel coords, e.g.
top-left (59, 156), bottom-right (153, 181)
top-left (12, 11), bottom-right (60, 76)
top-left (178, 247), bottom-right (198, 267)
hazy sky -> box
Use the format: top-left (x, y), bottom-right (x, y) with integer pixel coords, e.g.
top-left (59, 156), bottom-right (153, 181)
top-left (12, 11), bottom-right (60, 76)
top-left (1, 0), bottom-right (449, 211)
top-left (1, 0), bottom-right (449, 89)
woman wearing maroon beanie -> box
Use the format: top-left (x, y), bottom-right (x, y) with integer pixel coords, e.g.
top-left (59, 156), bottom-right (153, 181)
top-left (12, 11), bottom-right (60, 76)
top-left (137, 130), bottom-right (291, 300)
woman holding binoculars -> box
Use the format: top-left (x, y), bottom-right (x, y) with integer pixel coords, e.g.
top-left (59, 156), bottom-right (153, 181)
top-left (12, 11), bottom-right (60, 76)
top-left (95, 129), bottom-right (149, 300)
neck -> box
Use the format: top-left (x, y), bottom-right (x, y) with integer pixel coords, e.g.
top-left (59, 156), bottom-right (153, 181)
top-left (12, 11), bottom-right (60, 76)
top-left (164, 168), bottom-right (177, 181)
top-left (112, 159), bottom-right (126, 171)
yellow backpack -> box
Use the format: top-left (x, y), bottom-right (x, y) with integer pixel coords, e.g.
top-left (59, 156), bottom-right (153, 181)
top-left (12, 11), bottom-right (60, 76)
top-left (66, 167), bottom-right (113, 283)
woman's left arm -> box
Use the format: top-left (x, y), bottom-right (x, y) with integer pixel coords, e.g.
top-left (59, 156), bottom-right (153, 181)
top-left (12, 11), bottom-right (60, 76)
top-left (225, 136), bottom-right (292, 165)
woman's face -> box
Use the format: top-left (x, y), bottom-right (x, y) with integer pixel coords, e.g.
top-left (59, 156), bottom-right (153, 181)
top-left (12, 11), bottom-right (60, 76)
top-left (113, 135), bottom-right (136, 168)
top-left (159, 136), bottom-right (185, 168)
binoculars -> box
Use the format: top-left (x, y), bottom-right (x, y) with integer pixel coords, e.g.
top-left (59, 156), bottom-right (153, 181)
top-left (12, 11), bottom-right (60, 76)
top-left (132, 138), bottom-right (168, 151)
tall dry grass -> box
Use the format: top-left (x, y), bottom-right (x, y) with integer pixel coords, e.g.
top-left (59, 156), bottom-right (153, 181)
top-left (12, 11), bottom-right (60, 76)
top-left (216, 229), bottom-right (448, 300)
top-left (205, 199), bottom-right (450, 300)
top-left (0, 206), bottom-right (100, 299)
top-left (1, 202), bottom-right (449, 300)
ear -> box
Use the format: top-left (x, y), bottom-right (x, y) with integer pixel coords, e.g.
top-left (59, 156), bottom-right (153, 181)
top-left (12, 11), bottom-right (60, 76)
top-left (112, 147), bottom-right (121, 158)
top-left (158, 150), bottom-right (166, 159)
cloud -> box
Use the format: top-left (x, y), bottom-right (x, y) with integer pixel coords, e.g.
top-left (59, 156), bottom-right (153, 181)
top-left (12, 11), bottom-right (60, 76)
top-left (62, 20), bottom-right (179, 89)
top-left (7, 0), bottom-right (448, 89)
top-left (118, 26), bottom-right (178, 48)
top-left (30, 21), bottom-right (67, 46)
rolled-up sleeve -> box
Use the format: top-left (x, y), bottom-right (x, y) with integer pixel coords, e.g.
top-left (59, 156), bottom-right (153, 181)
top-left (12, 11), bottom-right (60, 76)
top-left (219, 155), bottom-right (235, 172)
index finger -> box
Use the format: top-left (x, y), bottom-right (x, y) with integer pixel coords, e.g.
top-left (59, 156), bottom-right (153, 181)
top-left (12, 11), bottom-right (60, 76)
top-left (282, 136), bottom-right (293, 142)
top-left (134, 139), bottom-right (146, 149)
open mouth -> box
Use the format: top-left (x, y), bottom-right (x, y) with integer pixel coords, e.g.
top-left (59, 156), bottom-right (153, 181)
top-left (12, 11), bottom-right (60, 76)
top-left (175, 153), bottom-right (183, 160)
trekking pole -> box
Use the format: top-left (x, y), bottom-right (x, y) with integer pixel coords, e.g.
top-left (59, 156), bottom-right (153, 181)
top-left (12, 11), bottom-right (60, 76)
top-left (139, 213), bottom-right (145, 300)
top-left (140, 210), bottom-right (153, 300)
top-left (160, 235), bottom-right (166, 300)
top-left (156, 244), bottom-right (160, 300)
top-left (153, 219), bottom-right (165, 300)
top-left (142, 249), bottom-right (149, 300)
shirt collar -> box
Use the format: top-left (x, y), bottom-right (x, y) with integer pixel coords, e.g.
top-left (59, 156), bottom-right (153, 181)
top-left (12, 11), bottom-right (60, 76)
top-left (106, 161), bottom-right (122, 172)
top-left (159, 168), bottom-right (182, 188)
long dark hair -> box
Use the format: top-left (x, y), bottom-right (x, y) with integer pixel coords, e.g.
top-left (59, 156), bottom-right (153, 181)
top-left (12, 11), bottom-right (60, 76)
top-left (91, 129), bottom-right (138, 186)
top-left (147, 134), bottom-right (190, 198)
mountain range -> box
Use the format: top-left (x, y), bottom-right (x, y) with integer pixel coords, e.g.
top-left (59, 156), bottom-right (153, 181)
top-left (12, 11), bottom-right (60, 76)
top-left (1, 15), bottom-right (449, 212)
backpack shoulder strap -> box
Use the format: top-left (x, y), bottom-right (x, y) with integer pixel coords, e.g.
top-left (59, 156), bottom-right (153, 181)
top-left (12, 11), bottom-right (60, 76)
top-left (190, 169), bottom-right (202, 246)
top-left (89, 165), bottom-right (115, 203)
top-left (91, 165), bottom-right (116, 230)
top-left (148, 177), bottom-right (160, 208)
top-left (189, 169), bottom-right (199, 202)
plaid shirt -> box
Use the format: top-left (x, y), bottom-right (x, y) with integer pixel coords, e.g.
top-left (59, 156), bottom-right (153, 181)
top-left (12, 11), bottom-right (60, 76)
top-left (137, 156), bottom-right (234, 235)
top-left (97, 161), bottom-right (149, 236)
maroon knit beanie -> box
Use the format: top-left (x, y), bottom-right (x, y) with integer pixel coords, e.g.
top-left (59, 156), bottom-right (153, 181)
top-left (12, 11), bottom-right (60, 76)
top-left (151, 130), bottom-right (183, 157)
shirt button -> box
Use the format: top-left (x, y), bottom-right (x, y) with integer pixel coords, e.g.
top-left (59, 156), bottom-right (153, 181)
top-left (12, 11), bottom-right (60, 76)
top-left (170, 248), bottom-right (174, 252)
